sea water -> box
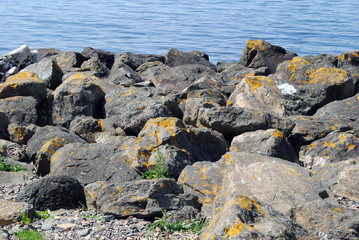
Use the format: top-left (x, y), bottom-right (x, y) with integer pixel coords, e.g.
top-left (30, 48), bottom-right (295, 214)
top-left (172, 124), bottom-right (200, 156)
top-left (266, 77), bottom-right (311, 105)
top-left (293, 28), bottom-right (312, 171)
top-left (0, 0), bottom-right (358, 63)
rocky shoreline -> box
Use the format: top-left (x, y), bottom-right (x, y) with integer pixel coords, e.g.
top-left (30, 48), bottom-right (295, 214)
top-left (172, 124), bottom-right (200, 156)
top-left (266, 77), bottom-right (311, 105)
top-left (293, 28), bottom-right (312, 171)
top-left (0, 40), bottom-right (359, 239)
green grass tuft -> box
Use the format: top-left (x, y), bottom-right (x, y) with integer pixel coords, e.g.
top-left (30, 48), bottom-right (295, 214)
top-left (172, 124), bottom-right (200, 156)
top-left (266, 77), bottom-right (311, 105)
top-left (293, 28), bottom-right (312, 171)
top-left (15, 228), bottom-right (45, 240)
top-left (0, 155), bottom-right (27, 172)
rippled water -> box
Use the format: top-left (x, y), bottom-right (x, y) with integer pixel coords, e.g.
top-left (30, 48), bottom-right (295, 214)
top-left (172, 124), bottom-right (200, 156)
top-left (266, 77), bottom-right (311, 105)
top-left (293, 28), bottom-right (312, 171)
top-left (1, 0), bottom-right (358, 63)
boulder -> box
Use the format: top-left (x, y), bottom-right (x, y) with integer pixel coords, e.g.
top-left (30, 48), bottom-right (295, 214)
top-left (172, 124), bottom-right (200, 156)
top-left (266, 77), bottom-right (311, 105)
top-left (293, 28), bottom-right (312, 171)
top-left (26, 125), bottom-right (86, 176)
top-left (21, 59), bottom-right (63, 90)
top-left (84, 179), bottom-right (200, 218)
top-left (55, 51), bottom-right (87, 71)
top-left (105, 87), bottom-right (173, 135)
top-left (0, 44), bottom-right (41, 82)
top-left (0, 171), bottom-right (34, 187)
top-left (16, 175), bottom-right (86, 211)
top-left (303, 54), bottom-right (337, 66)
top-left (192, 106), bottom-right (294, 139)
top-left (0, 71), bottom-right (47, 100)
top-left (200, 196), bottom-right (306, 240)
top-left (117, 52), bottom-right (165, 71)
top-left (300, 131), bottom-right (359, 168)
top-left (121, 117), bottom-right (226, 175)
top-left (80, 57), bottom-right (110, 78)
top-left (141, 64), bottom-right (217, 95)
top-left (69, 116), bottom-right (104, 143)
top-left (52, 73), bottom-right (106, 128)
top-left (0, 139), bottom-right (26, 161)
top-left (7, 123), bottom-right (37, 145)
top-left (337, 51), bottom-right (359, 68)
top-left (230, 129), bottom-right (298, 163)
top-left (37, 48), bottom-right (61, 59)
top-left (107, 61), bottom-right (142, 86)
top-left (0, 96), bottom-right (38, 125)
top-left (274, 58), bottom-right (356, 115)
top-left (0, 199), bottom-right (34, 226)
top-left (239, 39), bottom-right (297, 74)
top-left (0, 228), bottom-right (9, 240)
top-left (50, 143), bottom-right (140, 185)
top-left (81, 47), bottom-right (115, 69)
top-left (227, 75), bottom-right (285, 116)
top-left (334, 166), bottom-right (359, 201)
top-left (0, 112), bottom-right (9, 140)
top-left (165, 48), bottom-right (216, 70)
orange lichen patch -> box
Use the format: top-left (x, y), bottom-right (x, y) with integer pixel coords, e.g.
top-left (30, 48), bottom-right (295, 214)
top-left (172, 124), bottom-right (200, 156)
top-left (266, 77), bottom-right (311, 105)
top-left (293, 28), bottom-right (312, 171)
top-left (39, 137), bottom-right (64, 155)
top-left (288, 167), bottom-right (302, 176)
top-left (226, 99), bottom-right (232, 106)
top-left (224, 219), bottom-right (254, 238)
top-left (287, 57), bottom-right (310, 81)
top-left (243, 72), bottom-right (255, 78)
top-left (224, 153), bottom-right (235, 165)
top-left (230, 146), bottom-right (238, 152)
top-left (272, 130), bottom-right (284, 139)
top-left (306, 142), bottom-right (317, 152)
top-left (234, 196), bottom-right (268, 217)
top-left (321, 169), bottom-right (329, 181)
top-left (244, 77), bottom-right (263, 93)
top-left (334, 208), bottom-right (343, 213)
top-left (338, 51), bottom-right (359, 61)
top-left (247, 39), bottom-right (268, 51)
top-left (307, 67), bottom-right (348, 85)
top-left (348, 144), bottom-right (355, 150)
top-left (5, 71), bottom-right (43, 83)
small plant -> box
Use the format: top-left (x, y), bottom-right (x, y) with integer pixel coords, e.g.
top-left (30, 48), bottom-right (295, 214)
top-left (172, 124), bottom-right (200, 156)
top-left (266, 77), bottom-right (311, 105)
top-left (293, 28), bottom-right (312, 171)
top-left (142, 149), bottom-right (172, 179)
top-left (34, 209), bottom-right (51, 220)
top-left (21, 213), bottom-right (31, 225)
top-left (148, 210), bottom-right (207, 234)
top-left (0, 156), bottom-right (27, 172)
top-left (15, 228), bottom-right (45, 240)
top-left (81, 213), bottom-right (105, 222)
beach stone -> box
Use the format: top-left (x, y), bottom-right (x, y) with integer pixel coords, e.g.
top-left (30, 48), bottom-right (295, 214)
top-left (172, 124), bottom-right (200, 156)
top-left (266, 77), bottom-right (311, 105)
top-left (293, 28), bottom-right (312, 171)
top-left (0, 139), bottom-right (26, 161)
top-left (117, 52), bottom-right (165, 71)
top-left (239, 39), bottom-right (297, 74)
top-left (55, 51), bottom-right (86, 71)
top-left (80, 57), bottom-right (110, 78)
top-left (26, 125), bottom-right (86, 176)
top-left (16, 175), bottom-right (86, 211)
top-left (52, 73), bottom-right (106, 128)
top-left (122, 117), bottom-right (226, 175)
top-left (105, 87), bottom-right (173, 135)
top-left (0, 199), bottom-right (34, 226)
top-left (0, 44), bottom-right (41, 82)
top-left (69, 116), bottom-right (104, 143)
top-left (0, 171), bottom-right (34, 187)
top-left (37, 48), bottom-right (61, 59)
top-left (22, 59), bottom-right (63, 90)
top-left (0, 228), bottom-right (9, 240)
top-left (337, 51), bottom-right (359, 68)
top-left (230, 129), bottom-right (298, 163)
top-left (303, 54), bottom-right (337, 66)
top-left (300, 131), bottom-right (359, 168)
top-left (85, 179), bottom-right (200, 218)
top-left (107, 61), bottom-right (142, 86)
top-left (334, 166), bottom-right (359, 201)
top-left (165, 48), bottom-right (215, 70)
top-left (227, 75), bottom-right (285, 116)
top-left (200, 196), bottom-right (306, 240)
top-left (0, 96), bottom-right (38, 125)
top-left (81, 47), bottom-right (115, 69)
top-left (0, 71), bottom-right (47, 100)
top-left (50, 143), bottom-right (140, 185)
top-left (0, 112), bottom-right (9, 140)
top-left (7, 123), bottom-right (37, 145)
top-left (193, 106), bottom-right (294, 139)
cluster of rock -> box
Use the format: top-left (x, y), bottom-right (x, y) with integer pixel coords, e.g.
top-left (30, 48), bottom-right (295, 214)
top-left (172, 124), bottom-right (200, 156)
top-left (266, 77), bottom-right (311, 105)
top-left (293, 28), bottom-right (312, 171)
top-left (0, 40), bottom-right (359, 239)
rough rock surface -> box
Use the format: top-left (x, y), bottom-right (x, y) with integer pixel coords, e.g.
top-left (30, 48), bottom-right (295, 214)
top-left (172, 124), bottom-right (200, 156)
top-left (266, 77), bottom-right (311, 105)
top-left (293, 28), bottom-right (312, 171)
top-left (0, 199), bottom-right (34, 226)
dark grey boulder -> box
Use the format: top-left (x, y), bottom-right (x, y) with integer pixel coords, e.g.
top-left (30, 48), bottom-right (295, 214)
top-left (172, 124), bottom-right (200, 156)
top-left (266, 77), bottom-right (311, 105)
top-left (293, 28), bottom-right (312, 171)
top-left (303, 54), bottom-right (337, 66)
top-left (117, 52), bottom-right (165, 71)
top-left (37, 48), bottom-right (61, 59)
top-left (0, 96), bottom-right (38, 125)
top-left (0, 112), bottom-right (10, 140)
top-left (51, 73), bottom-right (106, 128)
top-left (16, 175), bottom-right (86, 211)
top-left (21, 59), bottom-right (63, 90)
top-left (80, 57), bottom-right (110, 78)
top-left (69, 116), bottom-right (104, 143)
top-left (7, 123), bottom-right (37, 145)
top-left (337, 51), bottom-right (359, 68)
top-left (85, 179), bottom-right (201, 218)
top-left (81, 47), bottom-right (115, 69)
top-left (55, 51), bottom-right (87, 72)
top-left (50, 143), bottom-right (141, 185)
top-left (107, 61), bottom-right (142, 86)
top-left (0, 44), bottom-right (41, 82)
top-left (239, 39), bottom-right (297, 74)
top-left (165, 48), bottom-right (216, 70)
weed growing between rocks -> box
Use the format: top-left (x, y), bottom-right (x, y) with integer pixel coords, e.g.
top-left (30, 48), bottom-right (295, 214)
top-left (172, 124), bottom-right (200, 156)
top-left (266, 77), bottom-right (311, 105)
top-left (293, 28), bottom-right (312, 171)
top-left (14, 228), bottom-right (45, 240)
top-left (0, 156), bottom-right (27, 172)
top-left (142, 150), bottom-right (172, 179)
top-left (34, 209), bottom-right (51, 220)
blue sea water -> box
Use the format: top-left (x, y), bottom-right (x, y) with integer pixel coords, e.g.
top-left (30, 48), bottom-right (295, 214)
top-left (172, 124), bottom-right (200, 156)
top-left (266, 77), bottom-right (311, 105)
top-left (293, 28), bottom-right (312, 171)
top-left (0, 0), bottom-right (358, 63)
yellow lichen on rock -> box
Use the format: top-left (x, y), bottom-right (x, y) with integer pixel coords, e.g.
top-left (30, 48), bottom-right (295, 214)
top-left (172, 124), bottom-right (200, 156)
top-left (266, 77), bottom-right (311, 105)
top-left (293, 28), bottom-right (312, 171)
top-left (247, 39), bottom-right (268, 51)
top-left (5, 71), bottom-right (43, 83)
top-left (272, 130), bottom-right (284, 139)
top-left (307, 67), bottom-right (348, 85)
top-left (224, 219), bottom-right (254, 238)
top-left (286, 57), bottom-right (310, 81)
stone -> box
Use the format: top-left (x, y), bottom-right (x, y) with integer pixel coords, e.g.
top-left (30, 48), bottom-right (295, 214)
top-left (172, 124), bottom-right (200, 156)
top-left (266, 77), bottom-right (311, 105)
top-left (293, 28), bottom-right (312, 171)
top-left (84, 179), bottom-right (200, 218)
top-left (37, 48), bottom-right (61, 59)
top-left (300, 131), bottom-right (359, 168)
top-left (16, 175), bottom-right (86, 211)
top-left (165, 48), bottom-right (216, 70)
top-left (0, 228), bottom-right (9, 240)
top-left (81, 47), bottom-right (115, 69)
top-left (0, 139), bottom-right (26, 161)
top-left (7, 123), bottom-right (37, 145)
top-left (337, 51), bottom-right (359, 68)
top-left (26, 125), bottom-right (86, 176)
top-left (69, 116), bottom-right (104, 143)
top-left (227, 75), bottom-right (285, 116)
top-left (230, 129), bottom-right (298, 163)
top-left (334, 166), bottom-right (359, 201)
top-left (80, 58), bottom-right (110, 78)
top-left (0, 71), bottom-right (47, 100)
top-left (55, 51), bottom-right (86, 71)
top-left (105, 87), bottom-right (173, 135)
top-left (239, 39), bottom-right (297, 74)
top-left (117, 52), bottom-right (165, 71)
top-left (0, 171), bottom-right (34, 187)
top-left (0, 96), bottom-right (39, 125)
top-left (50, 143), bottom-right (140, 185)
top-left (0, 44), bottom-right (41, 82)
top-left (22, 59), bottom-right (63, 90)
top-left (0, 199), bottom-right (34, 226)
top-left (303, 54), bottom-right (337, 66)
top-left (51, 73), bottom-right (106, 128)
top-left (107, 61), bottom-right (142, 86)
top-left (0, 112), bottom-right (9, 140)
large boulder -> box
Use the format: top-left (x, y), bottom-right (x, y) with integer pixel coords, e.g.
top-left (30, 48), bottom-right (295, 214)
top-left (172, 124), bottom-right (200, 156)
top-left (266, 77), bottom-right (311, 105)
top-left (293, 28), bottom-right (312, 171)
top-left (239, 39), bottom-right (297, 74)
top-left (117, 52), bottom-right (165, 71)
top-left (0, 44), bottom-right (41, 82)
top-left (0, 71), bottom-right (47, 100)
top-left (337, 51), bottom-right (359, 68)
top-left (0, 199), bottom-right (34, 226)
top-left (55, 51), bottom-right (87, 72)
top-left (26, 126), bottom-right (86, 176)
top-left (227, 75), bottom-right (285, 116)
top-left (50, 143), bottom-right (140, 185)
top-left (230, 129), bottom-right (298, 163)
top-left (0, 112), bottom-right (9, 140)
top-left (7, 123), bottom-right (37, 145)
top-left (165, 48), bottom-right (216, 70)
top-left (69, 116), bottom-right (104, 143)
top-left (300, 131), bottom-right (359, 168)
top-left (51, 73), bottom-right (106, 128)
top-left (81, 47), bottom-right (115, 69)
top-left (0, 139), bottom-right (26, 161)
top-left (107, 60), bottom-right (142, 86)
top-left (105, 87), bottom-right (173, 135)
top-left (16, 175), bottom-right (86, 211)
top-left (21, 59), bottom-right (63, 90)
top-left (85, 179), bottom-right (200, 218)
top-left (0, 96), bottom-right (39, 125)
